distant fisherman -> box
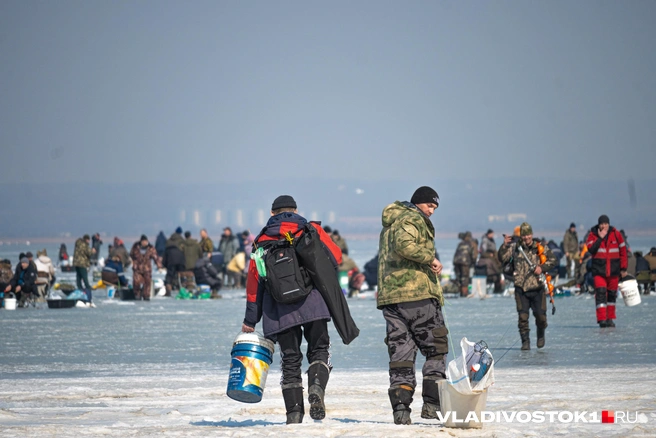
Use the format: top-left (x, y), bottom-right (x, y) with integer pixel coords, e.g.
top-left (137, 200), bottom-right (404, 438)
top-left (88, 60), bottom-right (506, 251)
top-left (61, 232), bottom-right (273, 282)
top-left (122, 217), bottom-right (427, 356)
top-left (585, 215), bottom-right (628, 328)
top-left (499, 223), bottom-right (556, 350)
top-left (130, 235), bottom-right (162, 301)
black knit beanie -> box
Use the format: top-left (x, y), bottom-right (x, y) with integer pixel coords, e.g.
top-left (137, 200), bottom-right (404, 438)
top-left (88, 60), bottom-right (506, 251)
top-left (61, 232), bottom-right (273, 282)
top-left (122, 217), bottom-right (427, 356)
top-left (272, 195), bottom-right (297, 210)
top-left (598, 215), bottom-right (610, 225)
top-left (411, 186), bottom-right (440, 207)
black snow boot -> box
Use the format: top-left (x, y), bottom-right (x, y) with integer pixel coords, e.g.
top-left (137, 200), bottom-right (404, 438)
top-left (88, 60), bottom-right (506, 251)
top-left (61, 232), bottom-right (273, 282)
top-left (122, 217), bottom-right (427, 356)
top-left (520, 332), bottom-right (530, 351)
top-left (307, 361), bottom-right (330, 420)
top-left (420, 379), bottom-right (441, 420)
top-left (389, 386), bottom-right (413, 425)
top-left (536, 327), bottom-right (545, 349)
top-left (282, 387), bottom-right (304, 424)
top-left (606, 319), bottom-right (615, 328)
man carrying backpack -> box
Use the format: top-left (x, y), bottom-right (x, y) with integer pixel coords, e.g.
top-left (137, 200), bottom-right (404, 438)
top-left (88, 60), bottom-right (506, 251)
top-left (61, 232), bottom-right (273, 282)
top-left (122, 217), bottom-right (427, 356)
top-left (241, 195), bottom-right (343, 424)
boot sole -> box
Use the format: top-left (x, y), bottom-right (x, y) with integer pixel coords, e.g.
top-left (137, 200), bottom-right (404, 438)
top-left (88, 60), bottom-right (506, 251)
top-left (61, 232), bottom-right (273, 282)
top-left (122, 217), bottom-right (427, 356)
top-left (308, 393), bottom-right (325, 420)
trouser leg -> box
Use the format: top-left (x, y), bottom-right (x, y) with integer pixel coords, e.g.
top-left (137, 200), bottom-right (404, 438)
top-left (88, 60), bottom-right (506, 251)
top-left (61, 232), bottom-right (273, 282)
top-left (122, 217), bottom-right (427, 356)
top-left (607, 276), bottom-right (618, 320)
top-left (529, 290), bottom-right (547, 347)
top-left (515, 287), bottom-right (533, 349)
top-left (383, 305), bottom-right (418, 391)
top-left (277, 325), bottom-right (304, 389)
top-left (594, 275), bottom-right (609, 323)
top-left (133, 272), bottom-right (144, 299)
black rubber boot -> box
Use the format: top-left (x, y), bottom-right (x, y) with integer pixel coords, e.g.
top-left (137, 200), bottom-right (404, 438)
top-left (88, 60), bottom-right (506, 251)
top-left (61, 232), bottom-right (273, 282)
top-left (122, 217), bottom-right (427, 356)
top-left (389, 387), bottom-right (413, 425)
top-left (420, 379), bottom-right (441, 419)
top-left (536, 327), bottom-right (545, 349)
top-left (598, 320), bottom-right (608, 328)
top-left (307, 362), bottom-right (330, 420)
top-left (282, 387), bottom-right (304, 424)
top-left (520, 332), bottom-right (530, 351)
top-left (606, 319), bottom-right (615, 328)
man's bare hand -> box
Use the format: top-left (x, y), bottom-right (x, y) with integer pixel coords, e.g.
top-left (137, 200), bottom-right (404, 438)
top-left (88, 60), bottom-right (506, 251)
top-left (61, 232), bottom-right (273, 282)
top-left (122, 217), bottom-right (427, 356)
top-left (430, 258), bottom-right (443, 275)
top-left (534, 266), bottom-right (542, 275)
top-left (503, 235), bottom-right (513, 245)
top-left (241, 324), bottom-right (254, 333)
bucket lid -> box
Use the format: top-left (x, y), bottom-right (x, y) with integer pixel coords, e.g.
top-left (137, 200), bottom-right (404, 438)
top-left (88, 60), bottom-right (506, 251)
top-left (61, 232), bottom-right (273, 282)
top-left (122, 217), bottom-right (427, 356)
top-left (234, 332), bottom-right (275, 353)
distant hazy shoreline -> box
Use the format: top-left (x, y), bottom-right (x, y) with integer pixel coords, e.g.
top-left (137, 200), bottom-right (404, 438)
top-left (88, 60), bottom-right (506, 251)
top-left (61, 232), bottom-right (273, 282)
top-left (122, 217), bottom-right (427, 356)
top-left (4, 228), bottom-right (656, 244)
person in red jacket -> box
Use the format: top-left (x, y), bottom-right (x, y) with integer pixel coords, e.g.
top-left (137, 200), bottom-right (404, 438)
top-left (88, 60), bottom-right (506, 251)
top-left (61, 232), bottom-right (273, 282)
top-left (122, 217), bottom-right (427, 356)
top-left (585, 215), bottom-right (628, 328)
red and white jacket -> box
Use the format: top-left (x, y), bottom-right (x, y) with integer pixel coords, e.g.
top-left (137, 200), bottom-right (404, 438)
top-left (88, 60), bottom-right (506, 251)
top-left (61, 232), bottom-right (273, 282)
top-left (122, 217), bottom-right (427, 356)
top-left (586, 225), bottom-right (627, 278)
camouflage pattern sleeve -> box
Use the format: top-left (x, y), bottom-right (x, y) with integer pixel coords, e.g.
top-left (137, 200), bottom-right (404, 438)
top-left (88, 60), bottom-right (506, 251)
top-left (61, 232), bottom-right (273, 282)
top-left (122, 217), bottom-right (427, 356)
top-left (498, 243), bottom-right (513, 265)
top-left (391, 218), bottom-right (434, 265)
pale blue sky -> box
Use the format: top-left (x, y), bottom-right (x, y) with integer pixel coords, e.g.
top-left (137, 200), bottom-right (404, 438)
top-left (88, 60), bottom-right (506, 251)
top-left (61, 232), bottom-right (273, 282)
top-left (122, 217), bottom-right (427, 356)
top-left (2, 0), bottom-right (655, 183)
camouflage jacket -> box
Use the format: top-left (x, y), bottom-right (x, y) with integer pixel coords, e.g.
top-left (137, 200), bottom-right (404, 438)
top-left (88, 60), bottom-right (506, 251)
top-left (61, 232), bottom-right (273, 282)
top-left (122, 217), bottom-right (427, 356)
top-left (563, 229), bottom-right (579, 254)
top-left (377, 201), bottom-right (443, 309)
top-left (453, 238), bottom-right (476, 266)
top-left (0, 261), bottom-right (13, 284)
top-left (72, 238), bottom-right (92, 268)
top-left (200, 237), bottom-right (214, 254)
top-left (499, 238), bottom-right (557, 291)
top-left (130, 242), bottom-right (159, 274)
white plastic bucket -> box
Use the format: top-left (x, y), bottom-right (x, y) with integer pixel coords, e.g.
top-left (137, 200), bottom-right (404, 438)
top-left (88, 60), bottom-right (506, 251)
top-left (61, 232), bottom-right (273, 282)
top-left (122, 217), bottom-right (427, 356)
top-left (4, 293), bottom-right (17, 310)
top-left (619, 279), bottom-right (641, 307)
top-left (438, 380), bottom-right (488, 429)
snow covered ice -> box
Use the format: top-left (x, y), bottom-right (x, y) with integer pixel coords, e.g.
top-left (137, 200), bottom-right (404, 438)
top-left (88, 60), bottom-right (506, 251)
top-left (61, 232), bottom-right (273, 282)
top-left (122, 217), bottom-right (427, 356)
top-left (1, 290), bottom-right (655, 437)
top-left (1, 239), bottom-right (655, 437)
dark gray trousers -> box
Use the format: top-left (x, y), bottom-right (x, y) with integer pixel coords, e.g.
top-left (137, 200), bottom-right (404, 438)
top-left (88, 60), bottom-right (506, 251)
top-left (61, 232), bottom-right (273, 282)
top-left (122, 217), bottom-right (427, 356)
top-left (382, 298), bottom-right (448, 390)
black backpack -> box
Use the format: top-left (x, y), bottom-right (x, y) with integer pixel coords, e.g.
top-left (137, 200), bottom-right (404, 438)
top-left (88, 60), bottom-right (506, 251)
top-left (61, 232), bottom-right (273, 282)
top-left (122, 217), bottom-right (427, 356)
top-left (262, 232), bottom-right (313, 304)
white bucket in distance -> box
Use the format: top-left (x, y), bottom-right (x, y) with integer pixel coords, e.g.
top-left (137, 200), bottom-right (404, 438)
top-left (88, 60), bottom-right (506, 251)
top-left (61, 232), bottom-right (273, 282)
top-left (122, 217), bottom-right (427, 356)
top-left (438, 380), bottom-right (488, 429)
top-left (619, 279), bottom-right (641, 307)
top-left (4, 293), bottom-right (17, 310)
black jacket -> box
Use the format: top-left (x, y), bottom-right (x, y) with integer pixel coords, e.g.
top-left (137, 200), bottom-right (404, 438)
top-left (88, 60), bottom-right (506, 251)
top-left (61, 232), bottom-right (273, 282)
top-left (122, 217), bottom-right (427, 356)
top-left (193, 257), bottom-right (222, 288)
top-left (162, 243), bottom-right (185, 270)
top-left (155, 232), bottom-right (167, 257)
top-left (11, 263), bottom-right (37, 289)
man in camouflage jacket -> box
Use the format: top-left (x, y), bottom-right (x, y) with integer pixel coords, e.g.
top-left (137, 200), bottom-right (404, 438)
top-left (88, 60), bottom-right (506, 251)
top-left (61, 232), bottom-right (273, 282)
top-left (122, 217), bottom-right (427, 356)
top-left (73, 234), bottom-right (94, 294)
top-left (452, 231), bottom-right (476, 297)
top-left (199, 229), bottom-right (214, 255)
top-left (130, 235), bottom-right (162, 300)
top-left (499, 222), bottom-right (557, 350)
top-left (377, 186), bottom-right (446, 425)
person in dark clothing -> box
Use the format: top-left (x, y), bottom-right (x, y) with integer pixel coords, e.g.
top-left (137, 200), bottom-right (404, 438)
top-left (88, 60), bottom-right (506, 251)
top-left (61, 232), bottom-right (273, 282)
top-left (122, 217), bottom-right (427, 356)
top-left (193, 253), bottom-right (222, 297)
top-left (101, 256), bottom-right (128, 287)
top-left (91, 233), bottom-right (103, 265)
top-left (218, 227), bottom-right (240, 286)
top-left (363, 253), bottom-right (379, 290)
top-left (155, 231), bottom-right (167, 258)
top-left (241, 195), bottom-right (343, 424)
top-left (4, 257), bottom-right (38, 307)
top-left (58, 243), bottom-right (69, 263)
top-left (162, 236), bottom-right (186, 296)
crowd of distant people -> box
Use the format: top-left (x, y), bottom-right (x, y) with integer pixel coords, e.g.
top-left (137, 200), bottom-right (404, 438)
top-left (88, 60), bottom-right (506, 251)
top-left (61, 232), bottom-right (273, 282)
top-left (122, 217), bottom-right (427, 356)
top-left (2, 219), bottom-right (655, 309)
top-left (440, 222), bottom-right (656, 297)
